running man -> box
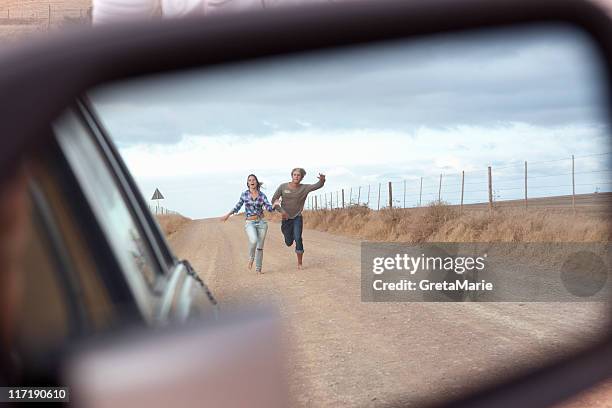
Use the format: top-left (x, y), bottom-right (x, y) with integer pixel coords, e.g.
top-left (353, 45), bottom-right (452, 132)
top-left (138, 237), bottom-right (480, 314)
top-left (272, 168), bottom-right (326, 270)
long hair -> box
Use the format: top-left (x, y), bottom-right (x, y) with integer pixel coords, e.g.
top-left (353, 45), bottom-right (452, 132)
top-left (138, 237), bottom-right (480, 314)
top-left (246, 174), bottom-right (263, 190)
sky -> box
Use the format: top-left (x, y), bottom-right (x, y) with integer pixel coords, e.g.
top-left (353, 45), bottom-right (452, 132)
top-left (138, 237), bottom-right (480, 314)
top-left (89, 24), bottom-right (611, 219)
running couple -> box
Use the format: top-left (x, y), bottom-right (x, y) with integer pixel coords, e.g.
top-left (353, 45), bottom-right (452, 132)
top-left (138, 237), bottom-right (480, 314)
top-left (221, 168), bottom-right (326, 274)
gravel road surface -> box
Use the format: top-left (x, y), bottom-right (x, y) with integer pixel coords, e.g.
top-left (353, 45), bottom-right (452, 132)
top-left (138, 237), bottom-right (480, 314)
top-left (167, 217), bottom-right (609, 407)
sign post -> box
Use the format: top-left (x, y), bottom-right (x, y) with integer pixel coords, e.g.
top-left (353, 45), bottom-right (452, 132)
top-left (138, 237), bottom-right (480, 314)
top-left (151, 188), bottom-right (164, 214)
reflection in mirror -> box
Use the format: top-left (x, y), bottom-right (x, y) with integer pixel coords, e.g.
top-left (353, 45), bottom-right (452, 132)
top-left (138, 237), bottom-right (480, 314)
top-left (88, 25), bottom-right (610, 406)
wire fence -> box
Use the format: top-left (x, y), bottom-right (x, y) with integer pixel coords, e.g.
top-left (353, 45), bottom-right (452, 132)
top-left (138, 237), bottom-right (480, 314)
top-left (148, 204), bottom-right (179, 216)
top-left (306, 152), bottom-right (612, 213)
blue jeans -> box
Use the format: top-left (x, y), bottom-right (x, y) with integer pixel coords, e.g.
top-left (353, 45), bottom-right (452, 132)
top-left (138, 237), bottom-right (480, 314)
top-left (245, 219), bottom-right (268, 271)
top-left (281, 215), bottom-right (304, 254)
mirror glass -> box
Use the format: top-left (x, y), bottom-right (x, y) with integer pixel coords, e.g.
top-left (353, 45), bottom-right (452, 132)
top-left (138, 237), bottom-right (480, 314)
top-left (81, 24), bottom-right (610, 406)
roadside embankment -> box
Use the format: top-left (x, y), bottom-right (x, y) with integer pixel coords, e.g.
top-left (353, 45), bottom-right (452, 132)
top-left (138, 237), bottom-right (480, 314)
top-left (155, 213), bottom-right (191, 238)
top-left (291, 204), bottom-right (610, 243)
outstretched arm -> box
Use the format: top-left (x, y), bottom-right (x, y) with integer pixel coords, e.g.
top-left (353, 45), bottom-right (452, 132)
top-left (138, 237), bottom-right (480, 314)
top-left (306, 173), bottom-right (326, 193)
top-left (221, 194), bottom-right (244, 222)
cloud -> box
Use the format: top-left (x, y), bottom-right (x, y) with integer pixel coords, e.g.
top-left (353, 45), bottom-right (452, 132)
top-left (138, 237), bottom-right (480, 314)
top-left (91, 25), bottom-right (608, 147)
top-left (119, 122), bottom-right (609, 218)
top-left (120, 123), bottom-right (606, 180)
top-left (88, 25), bottom-right (611, 218)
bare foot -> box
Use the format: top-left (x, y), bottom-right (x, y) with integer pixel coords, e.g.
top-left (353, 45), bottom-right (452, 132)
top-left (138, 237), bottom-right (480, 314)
top-left (256, 268), bottom-right (264, 275)
top-left (297, 263), bottom-right (303, 270)
top-left (248, 260), bottom-right (254, 270)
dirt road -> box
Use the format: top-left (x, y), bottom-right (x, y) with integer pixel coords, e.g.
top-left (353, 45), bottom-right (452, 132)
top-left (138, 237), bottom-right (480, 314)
top-left (167, 217), bottom-right (609, 407)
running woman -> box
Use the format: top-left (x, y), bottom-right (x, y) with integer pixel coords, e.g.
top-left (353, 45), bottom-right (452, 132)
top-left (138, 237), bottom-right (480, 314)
top-left (272, 168), bottom-right (326, 270)
top-left (221, 174), bottom-right (280, 274)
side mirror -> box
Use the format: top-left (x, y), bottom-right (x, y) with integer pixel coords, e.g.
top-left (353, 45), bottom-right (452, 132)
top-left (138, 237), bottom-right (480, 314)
top-left (181, 258), bottom-right (219, 316)
top-left (1, 1), bottom-right (612, 407)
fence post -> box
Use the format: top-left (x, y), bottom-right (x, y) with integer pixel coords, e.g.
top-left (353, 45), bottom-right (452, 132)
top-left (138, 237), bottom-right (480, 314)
top-left (572, 155), bottom-right (576, 214)
top-left (419, 177), bottom-right (423, 207)
top-left (377, 183), bottom-right (381, 210)
top-left (460, 170), bottom-right (465, 214)
top-left (438, 174), bottom-right (442, 203)
top-left (403, 180), bottom-right (406, 208)
top-left (349, 188), bottom-right (352, 205)
top-left (524, 161), bottom-right (528, 210)
top-left (358, 186), bottom-right (361, 205)
top-left (388, 182), bottom-right (393, 208)
top-left (342, 189), bottom-right (345, 208)
top-left (488, 166), bottom-right (493, 213)
top-left (367, 185), bottom-right (371, 207)
top-left (315, 195), bottom-right (318, 210)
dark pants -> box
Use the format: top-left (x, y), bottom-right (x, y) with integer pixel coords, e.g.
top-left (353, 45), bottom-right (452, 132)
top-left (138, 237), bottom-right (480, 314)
top-left (281, 215), bottom-right (304, 254)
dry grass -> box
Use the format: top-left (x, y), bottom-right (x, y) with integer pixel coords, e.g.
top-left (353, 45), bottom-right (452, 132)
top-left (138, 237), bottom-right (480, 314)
top-left (155, 213), bottom-right (191, 238)
top-left (300, 203), bottom-right (611, 243)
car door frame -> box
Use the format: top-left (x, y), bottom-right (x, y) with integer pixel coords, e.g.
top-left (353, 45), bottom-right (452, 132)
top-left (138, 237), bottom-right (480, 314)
top-left (73, 98), bottom-right (213, 323)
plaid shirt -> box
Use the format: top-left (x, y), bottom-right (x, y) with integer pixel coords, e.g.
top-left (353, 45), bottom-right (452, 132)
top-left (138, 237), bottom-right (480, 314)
top-left (231, 190), bottom-right (274, 217)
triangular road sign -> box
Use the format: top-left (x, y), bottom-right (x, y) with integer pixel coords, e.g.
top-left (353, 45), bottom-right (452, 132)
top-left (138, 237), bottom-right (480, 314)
top-left (151, 188), bottom-right (164, 200)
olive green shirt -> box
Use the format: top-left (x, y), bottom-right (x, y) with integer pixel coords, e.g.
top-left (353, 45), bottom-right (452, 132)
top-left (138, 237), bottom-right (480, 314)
top-left (272, 179), bottom-right (325, 219)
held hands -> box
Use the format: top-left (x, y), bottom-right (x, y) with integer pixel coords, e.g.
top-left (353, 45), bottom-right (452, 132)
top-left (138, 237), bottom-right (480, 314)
top-left (318, 173), bottom-right (326, 183)
top-left (273, 199), bottom-right (288, 220)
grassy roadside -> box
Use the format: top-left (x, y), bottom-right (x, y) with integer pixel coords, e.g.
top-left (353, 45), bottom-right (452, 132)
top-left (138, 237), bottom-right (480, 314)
top-left (269, 203), bottom-right (610, 243)
top-left (155, 213), bottom-right (191, 238)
